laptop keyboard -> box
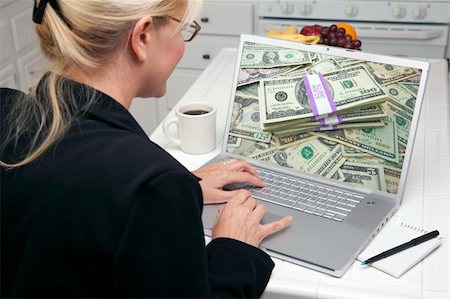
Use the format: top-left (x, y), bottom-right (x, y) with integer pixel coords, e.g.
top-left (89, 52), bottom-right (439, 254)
top-left (225, 167), bottom-right (364, 222)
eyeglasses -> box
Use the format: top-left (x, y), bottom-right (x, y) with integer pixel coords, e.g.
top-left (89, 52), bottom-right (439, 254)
top-left (168, 16), bottom-right (201, 42)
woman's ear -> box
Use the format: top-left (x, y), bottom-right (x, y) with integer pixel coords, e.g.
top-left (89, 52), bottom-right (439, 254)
top-left (130, 16), bottom-right (154, 62)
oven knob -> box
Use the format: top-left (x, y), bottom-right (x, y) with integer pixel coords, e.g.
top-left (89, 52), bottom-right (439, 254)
top-left (280, 1), bottom-right (294, 15)
top-left (299, 1), bottom-right (313, 16)
top-left (392, 5), bottom-right (406, 19)
top-left (344, 5), bottom-right (359, 18)
top-left (412, 6), bottom-right (427, 20)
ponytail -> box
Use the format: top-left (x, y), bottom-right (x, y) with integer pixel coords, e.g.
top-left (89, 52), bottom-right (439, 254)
top-left (0, 0), bottom-right (202, 168)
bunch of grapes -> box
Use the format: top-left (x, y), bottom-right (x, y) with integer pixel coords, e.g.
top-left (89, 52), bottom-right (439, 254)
top-left (320, 24), bottom-right (362, 50)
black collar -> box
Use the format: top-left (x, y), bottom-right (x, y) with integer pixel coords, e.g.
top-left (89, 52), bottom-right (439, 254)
top-left (36, 74), bottom-right (149, 140)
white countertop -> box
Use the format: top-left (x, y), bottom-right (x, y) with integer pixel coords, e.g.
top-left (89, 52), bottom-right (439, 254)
top-left (150, 48), bottom-right (450, 299)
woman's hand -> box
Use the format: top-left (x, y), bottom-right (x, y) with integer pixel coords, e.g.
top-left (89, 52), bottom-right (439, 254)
top-left (192, 159), bottom-right (265, 204)
top-left (212, 190), bottom-right (293, 247)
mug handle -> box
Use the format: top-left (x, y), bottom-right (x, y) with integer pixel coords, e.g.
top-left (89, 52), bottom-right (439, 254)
top-left (162, 116), bottom-right (181, 147)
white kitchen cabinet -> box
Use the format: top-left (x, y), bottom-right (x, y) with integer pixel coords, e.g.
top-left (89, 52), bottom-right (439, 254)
top-left (128, 98), bottom-right (160, 135)
top-left (163, 68), bottom-right (202, 112)
top-left (0, 21), bottom-right (14, 64)
top-left (1, 1), bottom-right (256, 137)
top-left (16, 47), bottom-right (50, 91)
top-left (0, 1), bottom-right (49, 93)
top-left (0, 64), bottom-right (16, 89)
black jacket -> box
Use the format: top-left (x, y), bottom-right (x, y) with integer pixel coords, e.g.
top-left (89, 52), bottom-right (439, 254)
top-left (0, 81), bottom-right (274, 298)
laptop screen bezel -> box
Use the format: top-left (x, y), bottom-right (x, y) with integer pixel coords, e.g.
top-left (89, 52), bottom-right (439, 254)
top-left (221, 34), bottom-right (430, 202)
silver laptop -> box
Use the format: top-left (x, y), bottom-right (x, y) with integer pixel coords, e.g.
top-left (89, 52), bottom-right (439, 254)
top-left (201, 34), bottom-right (430, 277)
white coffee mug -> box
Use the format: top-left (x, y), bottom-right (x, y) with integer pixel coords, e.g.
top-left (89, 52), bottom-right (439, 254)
top-left (162, 102), bottom-right (217, 154)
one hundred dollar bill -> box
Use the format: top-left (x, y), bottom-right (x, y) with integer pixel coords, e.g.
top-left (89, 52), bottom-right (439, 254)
top-left (383, 100), bottom-right (413, 147)
top-left (314, 54), bottom-right (351, 64)
top-left (365, 62), bottom-right (418, 86)
top-left (304, 58), bottom-right (342, 75)
top-left (341, 145), bottom-right (372, 157)
top-left (274, 132), bottom-right (317, 149)
top-left (345, 156), bottom-right (404, 171)
top-left (229, 96), bottom-right (272, 143)
top-left (337, 59), bottom-right (364, 68)
top-left (227, 137), bottom-right (276, 157)
top-left (331, 168), bottom-right (346, 181)
top-left (400, 75), bottom-right (421, 85)
top-left (263, 104), bottom-right (387, 132)
top-left (259, 65), bottom-right (388, 124)
top-left (313, 117), bottom-right (399, 162)
top-left (382, 83), bottom-right (416, 114)
top-left (279, 65), bottom-right (307, 78)
top-left (277, 58), bottom-right (343, 80)
top-left (383, 166), bottom-right (401, 194)
top-left (254, 138), bottom-right (347, 178)
top-left (237, 66), bottom-right (295, 86)
top-left (399, 83), bottom-right (419, 97)
top-left (344, 157), bottom-right (402, 194)
top-left (340, 161), bottom-right (387, 192)
top-left (273, 119), bottom-right (385, 136)
top-left (227, 135), bottom-right (242, 148)
top-left (236, 82), bottom-right (259, 99)
top-left (241, 42), bottom-right (313, 68)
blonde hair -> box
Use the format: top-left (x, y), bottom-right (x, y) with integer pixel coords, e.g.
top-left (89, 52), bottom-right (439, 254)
top-left (0, 0), bottom-right (202, 168)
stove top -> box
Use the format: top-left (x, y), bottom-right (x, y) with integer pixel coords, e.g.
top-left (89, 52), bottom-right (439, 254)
top-left (259, 0), bottom-right (450, 24)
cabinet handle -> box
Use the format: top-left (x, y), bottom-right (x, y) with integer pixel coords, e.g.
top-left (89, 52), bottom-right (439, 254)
top-left (200, 17), bottom-right (209, 23)
top-left (202, 54), bottom-right (210, 60)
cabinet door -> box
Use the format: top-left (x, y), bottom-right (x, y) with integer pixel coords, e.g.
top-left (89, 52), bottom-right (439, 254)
top-left (10, 8), bottom-right (37, 52)
top-left (129, 98), bottom-right (160, 137)
top-left (178, 35), bottom-right (240, 69)
top-left (0, 20), bottom-right (14, 63)
top-left (0, 64), bottom-right (16, 88)
top-left (16, 47), bottom-right (50, 92)
top-left (198, 1), bottom-right (254, 35)
top-left (0, 0), bottom-right (14, 8)
top-left (160, 69), bottom-right (202, 119)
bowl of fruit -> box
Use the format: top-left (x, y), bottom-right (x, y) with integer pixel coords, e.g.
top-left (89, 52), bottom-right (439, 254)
top-left (267, 23), bottom-right (362, 50)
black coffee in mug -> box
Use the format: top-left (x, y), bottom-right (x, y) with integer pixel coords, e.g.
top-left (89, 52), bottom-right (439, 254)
top-left (184, 109), bottom-right (210, 116)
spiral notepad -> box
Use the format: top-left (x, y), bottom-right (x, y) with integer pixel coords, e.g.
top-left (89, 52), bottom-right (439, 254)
top-left (357, 223), bottom-right (441, 278)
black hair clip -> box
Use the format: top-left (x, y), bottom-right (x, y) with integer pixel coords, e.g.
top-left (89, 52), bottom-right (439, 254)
top-left (33, 0), bottom-right (70, 27)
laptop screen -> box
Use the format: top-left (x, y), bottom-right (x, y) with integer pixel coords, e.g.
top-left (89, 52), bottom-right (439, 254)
top-left (225, 35), bottom-right (429, 196)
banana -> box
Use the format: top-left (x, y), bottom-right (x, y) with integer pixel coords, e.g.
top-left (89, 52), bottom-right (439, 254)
top-left (266, 31), bottom-right (321, 44)
top-left (283, 25), bottom-right (298, 34)
top-left (267, 33), bottom-right (303, 39)
top-left (266, 29), bottom-right (282, 35)
top-left (266, 25), bottom-right (321, 44)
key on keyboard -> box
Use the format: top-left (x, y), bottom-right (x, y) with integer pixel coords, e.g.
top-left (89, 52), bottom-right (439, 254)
top-left (224, 166), bottom-right (363, 222)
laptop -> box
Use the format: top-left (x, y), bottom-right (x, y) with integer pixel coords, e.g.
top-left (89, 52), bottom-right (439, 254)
top-left (201, 34), bottom-right (430, 277)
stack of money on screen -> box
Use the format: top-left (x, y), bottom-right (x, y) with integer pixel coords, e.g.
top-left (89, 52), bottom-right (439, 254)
top-left (228, 41), bottom-right (421, 194)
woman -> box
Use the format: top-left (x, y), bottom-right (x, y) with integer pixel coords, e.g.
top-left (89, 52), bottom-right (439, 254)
top-left (0, 0), bottom-right (292, 298)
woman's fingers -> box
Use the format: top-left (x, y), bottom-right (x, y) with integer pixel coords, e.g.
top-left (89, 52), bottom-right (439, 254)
top-left (252, 204), bottom-right (267, 221)
top-left (223, 171), bottom-right (265, 187)
top-left (241, 195), bottom-right (257, 211)
top-left (227, 189), bottom-right (252, 206)
top-left (259, 216), bottom-right (293, 238)
top-left (224, 159), bottom-right (260, 178)
top-left (212, 194), bottom-right (293, 247)
top-left (252, 204), bottom-right (293, 240)
top-left (194, 159), bottom-right (267, 205)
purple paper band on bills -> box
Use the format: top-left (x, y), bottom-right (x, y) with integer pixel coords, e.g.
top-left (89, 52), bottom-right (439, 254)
top-left (315, 124), bottom-right (338, 132)
top-left (304, 73), bottom-right (337, 118)
top-left (318, 114), bottom-right (344, 126)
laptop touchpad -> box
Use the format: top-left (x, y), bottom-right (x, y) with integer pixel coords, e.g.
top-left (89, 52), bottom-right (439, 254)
top-left (261, 212), bottom-right (284, 225)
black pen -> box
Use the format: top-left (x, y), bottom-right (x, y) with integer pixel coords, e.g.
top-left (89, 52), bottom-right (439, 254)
top-left (361, 230), bottom-right (440, 265)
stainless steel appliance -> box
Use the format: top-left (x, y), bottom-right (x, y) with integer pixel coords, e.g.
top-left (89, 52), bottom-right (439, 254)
top-left (258, 0), bottom-right (450, 59)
